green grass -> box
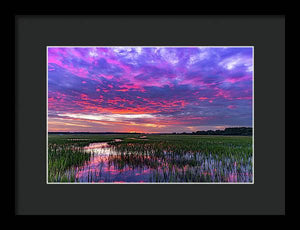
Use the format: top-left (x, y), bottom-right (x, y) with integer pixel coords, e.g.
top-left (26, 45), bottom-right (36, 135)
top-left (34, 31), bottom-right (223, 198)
top-left (47, 134), bottom-right (140, 182)
top-left (48, 134), bottom-right (253, 183)
top-left (110, 135), bottom-right (252, 182)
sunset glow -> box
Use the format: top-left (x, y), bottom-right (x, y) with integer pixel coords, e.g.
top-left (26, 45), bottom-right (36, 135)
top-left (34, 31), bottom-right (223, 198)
top-left (48, 47), bottom-right (253, 133)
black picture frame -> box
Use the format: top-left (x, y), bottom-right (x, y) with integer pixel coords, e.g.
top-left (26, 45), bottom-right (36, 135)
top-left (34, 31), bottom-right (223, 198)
top-left (13, 11), bottom-right (286, 215)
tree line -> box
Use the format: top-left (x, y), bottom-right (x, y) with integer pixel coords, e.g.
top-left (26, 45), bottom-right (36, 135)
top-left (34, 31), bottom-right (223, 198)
top-left (174, 127), bottom-right (253, 136)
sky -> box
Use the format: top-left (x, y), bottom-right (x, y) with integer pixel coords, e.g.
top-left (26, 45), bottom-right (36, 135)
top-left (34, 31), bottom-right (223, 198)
top-left (48, 47), bottom-right (253, 133)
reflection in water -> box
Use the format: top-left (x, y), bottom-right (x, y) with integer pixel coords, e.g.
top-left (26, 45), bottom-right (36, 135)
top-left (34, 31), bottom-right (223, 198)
top-left (69, 141), bottom-right (252, 183)
top-left (83, 142), bottom-right (111, 153)
top-left (75, 142), bottom-right (154, 182)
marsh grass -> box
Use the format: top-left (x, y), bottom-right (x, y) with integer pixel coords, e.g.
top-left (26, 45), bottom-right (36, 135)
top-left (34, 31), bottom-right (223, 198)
top-left (48, 134), bottom-right (139, 182)
top-left (109, 136), bottom-right (252, 182)
top-left (48, 134), bottom-right (252, 183)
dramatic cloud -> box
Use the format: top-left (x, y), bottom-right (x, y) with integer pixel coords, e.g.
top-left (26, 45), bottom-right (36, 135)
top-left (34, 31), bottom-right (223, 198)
top-left (48, 47), bottom-right (253, 133)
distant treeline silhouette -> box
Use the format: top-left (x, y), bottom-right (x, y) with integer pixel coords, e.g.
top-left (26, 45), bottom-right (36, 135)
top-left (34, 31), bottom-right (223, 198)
top-left (49, 127), bottom-right (252, 136)
top-left (174, 127), bottom-right (252, 136)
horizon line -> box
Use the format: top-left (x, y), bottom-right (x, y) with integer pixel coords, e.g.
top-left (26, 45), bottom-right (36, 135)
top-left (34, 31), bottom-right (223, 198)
top-left (48, 127), bottom-right (253, 134)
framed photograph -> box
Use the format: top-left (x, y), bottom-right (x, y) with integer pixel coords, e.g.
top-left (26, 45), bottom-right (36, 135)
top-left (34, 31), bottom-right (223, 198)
top-left (47, 46), bottom-right (254, 184)
top-left (14, 12), bottom-right (285, 215)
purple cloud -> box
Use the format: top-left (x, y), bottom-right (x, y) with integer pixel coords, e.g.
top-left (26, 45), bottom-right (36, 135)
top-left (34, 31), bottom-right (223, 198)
top-left (48, 47), bottom-right (253, 133)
